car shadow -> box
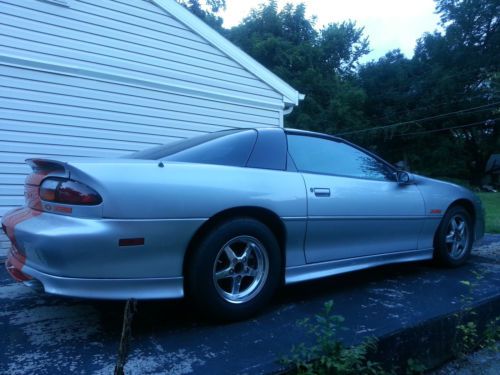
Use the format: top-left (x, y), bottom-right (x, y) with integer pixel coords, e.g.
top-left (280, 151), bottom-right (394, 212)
top-left (126, 260), bottom-right (435, 334)
top-left (48, 257), bottom-right (484, 339)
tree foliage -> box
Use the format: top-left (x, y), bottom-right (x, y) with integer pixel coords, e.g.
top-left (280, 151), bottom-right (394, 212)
top-left (175, 0), bottom-right (226, 29)
top-left (180, 0), bottom-right (499, 184)
top-left (229, 1), bottom-right (370, 135)
top-left (356, 0), bottom-right (499, 182)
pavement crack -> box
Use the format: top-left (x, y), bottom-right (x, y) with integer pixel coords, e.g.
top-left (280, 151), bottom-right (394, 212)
top-left (114, 299), bottom-right (138, 375)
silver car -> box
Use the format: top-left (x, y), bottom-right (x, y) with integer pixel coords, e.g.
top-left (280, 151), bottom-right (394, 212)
top-left (2, 128), bottom-right (484, 320)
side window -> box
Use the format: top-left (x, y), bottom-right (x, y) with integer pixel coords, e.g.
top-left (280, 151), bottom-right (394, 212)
top-left (165, 130), bottom-right (257, 167)
top-left (287, 135), bottom-right (394, 181)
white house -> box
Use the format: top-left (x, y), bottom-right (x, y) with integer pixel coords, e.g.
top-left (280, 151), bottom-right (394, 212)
top-left (0, 0), bottom-right (303, 256)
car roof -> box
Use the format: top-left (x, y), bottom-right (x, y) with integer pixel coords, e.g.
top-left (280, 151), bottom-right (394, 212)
top-left (284, 127), bottom-right (335, 137)
top-left (217, 127), bottom-right (345, 143)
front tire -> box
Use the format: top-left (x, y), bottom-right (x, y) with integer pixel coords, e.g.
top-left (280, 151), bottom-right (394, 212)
top-left (186, 218), bottom-right (281, 321)
top-left (434, 206), bottom-right (473, 267)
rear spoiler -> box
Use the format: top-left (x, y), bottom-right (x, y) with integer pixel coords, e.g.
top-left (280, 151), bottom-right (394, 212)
top-left (26, 159), bottom-right (67, 173)
top-left (25, 159), bottom-right (70, 186)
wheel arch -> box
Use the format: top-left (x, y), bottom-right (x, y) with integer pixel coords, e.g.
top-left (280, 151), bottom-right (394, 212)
top-left (182, 206), bottom-right (287, 280)
top-left (434, 198), bottom-right (476, 247)
top-left (449, 198), bottom-right (476, 233)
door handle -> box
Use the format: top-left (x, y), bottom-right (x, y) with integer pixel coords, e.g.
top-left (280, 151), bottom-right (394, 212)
top-left (312, 188), bottom-right (331, 197)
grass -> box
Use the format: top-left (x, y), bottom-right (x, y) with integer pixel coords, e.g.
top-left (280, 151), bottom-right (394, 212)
top-left (477, 193), bottom-right (500, 234)
top-left (434, 178), bottom-right (499, 234)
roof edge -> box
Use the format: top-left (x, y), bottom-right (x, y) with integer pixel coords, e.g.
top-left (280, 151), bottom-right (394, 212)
top-left (151, 0), bottom-right (303, 106)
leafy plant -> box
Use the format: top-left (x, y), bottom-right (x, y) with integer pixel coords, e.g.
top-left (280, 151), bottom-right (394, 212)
top-left (283, 296), bottom-right (498, 375)
top-left (282, 300), bottom-right (388, 375)
top-left (451, 268), bottom-right (497, 357)
top-left (454, 321), bottom-right (479, 357)
top-left (405, 358), bottom-right (427, 375)
top-left (481, 316), bottom-right (500, 350)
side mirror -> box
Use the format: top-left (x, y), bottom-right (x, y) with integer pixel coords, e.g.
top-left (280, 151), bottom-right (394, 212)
top-left (397, 171), bottom-right (414, 185)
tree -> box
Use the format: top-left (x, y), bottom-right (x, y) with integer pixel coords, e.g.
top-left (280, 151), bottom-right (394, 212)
top-left (354, 0), bottom-right (499, 183)
top-left (228, 2), bottom-right (370, 134)
top-left (180, 0), bottom-right (498, 184)
top-left (176, 0), bottom-right (226, 30)
top-left (319, 21), bottom-right (370, 76)
top-left (411, 0), bottom-right (500, 183)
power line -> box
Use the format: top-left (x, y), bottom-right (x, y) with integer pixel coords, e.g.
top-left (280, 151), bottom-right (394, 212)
top-left (361, 65), bottom-right (494, 88)
top-left (413, 66), bottom-right (493, 82)
top-left (395, 118), bottom-right (498, 138)
top-left (367, 91), bottom-right (499, 124)
top-left (338, 102), bottom-right (500, 136)
top-left (356, 67), bottom-right (498, 124)
top-left (335, 101), bottom-right (500, 136)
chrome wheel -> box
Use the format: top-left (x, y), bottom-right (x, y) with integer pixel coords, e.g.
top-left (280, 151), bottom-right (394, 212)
top-left (212, 235), bottom-right (269, 304)
top-left (445, 214), bottom-right (470, 260)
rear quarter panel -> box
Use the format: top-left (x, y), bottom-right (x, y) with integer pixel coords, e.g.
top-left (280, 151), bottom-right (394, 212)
top-left (69, 161), bottom-right (309, 269)
top-left (68, 161), bottom-right (308, 220)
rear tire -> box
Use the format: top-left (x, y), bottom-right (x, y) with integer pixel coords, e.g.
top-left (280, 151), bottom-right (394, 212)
top-left (434, 206), bottom-right (473, 267)
top-left (186, 218), bottom-right (281, 321)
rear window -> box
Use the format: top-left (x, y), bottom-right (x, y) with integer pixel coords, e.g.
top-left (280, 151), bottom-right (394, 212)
top-left (127, 129), bottom-right (258, 167)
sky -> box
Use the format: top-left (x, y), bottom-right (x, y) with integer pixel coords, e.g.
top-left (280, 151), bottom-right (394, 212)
top-left (220, 0), bottom-right (441, 62)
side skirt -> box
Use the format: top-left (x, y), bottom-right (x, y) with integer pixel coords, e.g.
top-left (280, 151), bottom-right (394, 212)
top-left (285, 249), bottom-right (434, 284)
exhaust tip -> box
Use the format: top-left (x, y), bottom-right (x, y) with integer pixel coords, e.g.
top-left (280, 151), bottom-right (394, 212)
top-left (23, 279), bottom-right (45, 293)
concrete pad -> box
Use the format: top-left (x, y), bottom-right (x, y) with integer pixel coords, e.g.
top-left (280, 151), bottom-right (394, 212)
top-left (0, 235), bottom-right (498, 374)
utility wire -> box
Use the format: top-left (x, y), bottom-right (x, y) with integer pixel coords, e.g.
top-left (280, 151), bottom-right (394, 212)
top-left (339, 102), bottom-right (500, 136)
top-left (359, 66), bottom-right (497, 123)
top-left (395, 118), bottom-right (498, 138)
top-left (335, 101), bottom-right (500, 136)
top-left (367, 91), bottom-right (499, 124)
top-left (361, 65), bottom-right (493, 86)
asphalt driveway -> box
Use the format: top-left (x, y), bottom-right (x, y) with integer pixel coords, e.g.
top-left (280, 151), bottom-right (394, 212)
top-left (0, 236), bottom-right (498, 375)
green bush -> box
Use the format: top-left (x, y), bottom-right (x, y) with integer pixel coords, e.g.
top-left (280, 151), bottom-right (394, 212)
top-left (282, 301), bottom-right (388, 375)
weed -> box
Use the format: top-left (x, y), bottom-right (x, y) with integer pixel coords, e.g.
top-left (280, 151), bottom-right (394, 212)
top-left (481, 316), bottom-right (500, 350)
top-left (405, 358), bottom-right (426, 375)
top-left (282, 301), bottom-right (388, 375)
top-left (452, 268), bottom-right (497, 357)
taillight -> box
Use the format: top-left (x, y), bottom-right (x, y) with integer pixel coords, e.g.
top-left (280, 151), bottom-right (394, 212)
top-left (40, 179), bottom-right (102, 205)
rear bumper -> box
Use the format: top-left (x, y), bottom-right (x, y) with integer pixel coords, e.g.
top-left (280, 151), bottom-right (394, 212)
top-left (6, 246), bottom-right (183, 299)
top-left (5, 247), bottom-right (184, 300)
top-left (24, 261), bottom-right (184, 299)
top-left (2, 208), bottom-right (204, 299)
top-left (5, 246), bottom-right (31, 282)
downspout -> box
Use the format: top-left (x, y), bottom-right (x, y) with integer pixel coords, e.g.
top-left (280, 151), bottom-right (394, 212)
top-left (284, 93), bottom-right (305, 115)
top-left (283, 104), bottom-right (295, 116)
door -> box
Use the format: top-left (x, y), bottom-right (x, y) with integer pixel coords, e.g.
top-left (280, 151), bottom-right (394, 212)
top-left (287, 133), bottom-right (425, 263)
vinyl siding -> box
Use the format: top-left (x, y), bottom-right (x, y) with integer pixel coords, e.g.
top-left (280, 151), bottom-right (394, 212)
top-left (0, 0), bottom-right (287, 256)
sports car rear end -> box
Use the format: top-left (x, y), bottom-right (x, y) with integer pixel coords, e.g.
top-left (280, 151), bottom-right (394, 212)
top-left (2, 158), bottom-right (197, 299)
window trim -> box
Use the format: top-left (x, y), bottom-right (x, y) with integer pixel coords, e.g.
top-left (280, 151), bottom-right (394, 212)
top-left (285, 130), bottom-right (397, 182)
